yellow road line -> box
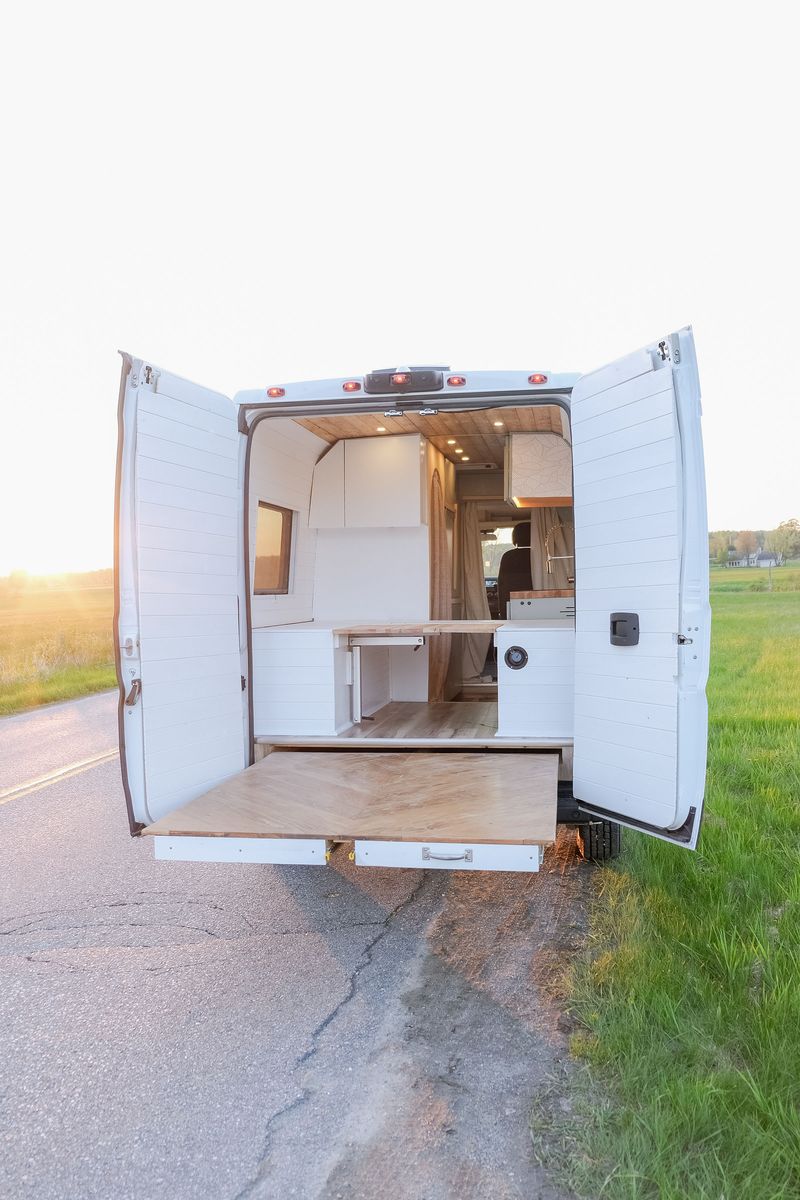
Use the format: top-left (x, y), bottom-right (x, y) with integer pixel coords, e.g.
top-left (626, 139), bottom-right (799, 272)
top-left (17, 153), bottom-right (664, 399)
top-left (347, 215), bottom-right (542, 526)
top-left (0, 749), bottom-right (119, 806)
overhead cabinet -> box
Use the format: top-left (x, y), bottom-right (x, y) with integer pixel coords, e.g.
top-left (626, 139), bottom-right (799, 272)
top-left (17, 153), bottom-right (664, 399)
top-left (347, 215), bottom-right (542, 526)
top-left (309, 434), bottom-right (426, 529)
top-left (505, 432), bottom-right (572, 508)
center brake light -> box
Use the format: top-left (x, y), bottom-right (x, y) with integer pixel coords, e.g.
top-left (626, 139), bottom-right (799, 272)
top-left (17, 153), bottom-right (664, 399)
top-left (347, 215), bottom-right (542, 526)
top-left (364, 368), bottom-right (444, 395)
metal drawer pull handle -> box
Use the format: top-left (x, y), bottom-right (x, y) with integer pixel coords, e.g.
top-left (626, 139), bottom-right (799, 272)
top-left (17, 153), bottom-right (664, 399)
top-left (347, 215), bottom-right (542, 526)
top-left (422, 847), bottom-right (473, 863)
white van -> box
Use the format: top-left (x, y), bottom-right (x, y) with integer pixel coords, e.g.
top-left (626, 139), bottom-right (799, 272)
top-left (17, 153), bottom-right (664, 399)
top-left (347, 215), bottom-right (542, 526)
top-left (114, 327), bottom-right (710, 873)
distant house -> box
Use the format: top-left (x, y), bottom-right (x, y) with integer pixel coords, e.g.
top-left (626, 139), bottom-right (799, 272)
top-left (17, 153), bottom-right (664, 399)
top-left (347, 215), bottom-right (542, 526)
top-left (724, 549), bottom-right (756, 567)
top-left (721, 548), bottom-right (783, 568)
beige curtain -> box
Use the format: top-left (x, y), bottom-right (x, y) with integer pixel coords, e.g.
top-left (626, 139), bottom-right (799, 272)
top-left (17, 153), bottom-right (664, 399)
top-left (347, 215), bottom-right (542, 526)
top-left (459, 499), bottom-right (492, 680)
top-left (428, 470), bottom-right (452, 701)
top-left (530, 507), bottom-right (574, 590)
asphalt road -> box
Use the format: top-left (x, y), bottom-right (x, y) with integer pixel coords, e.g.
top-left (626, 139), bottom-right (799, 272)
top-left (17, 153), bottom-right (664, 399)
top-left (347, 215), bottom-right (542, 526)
top-left (0, 692), bottom-right (590, 1200)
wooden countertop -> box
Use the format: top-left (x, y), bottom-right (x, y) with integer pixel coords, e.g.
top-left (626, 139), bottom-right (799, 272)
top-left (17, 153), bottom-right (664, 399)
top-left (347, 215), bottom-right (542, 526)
top-left (333, 619), bottom-right (505, 636)
top-left (509, 590), bottom-right (574, 599)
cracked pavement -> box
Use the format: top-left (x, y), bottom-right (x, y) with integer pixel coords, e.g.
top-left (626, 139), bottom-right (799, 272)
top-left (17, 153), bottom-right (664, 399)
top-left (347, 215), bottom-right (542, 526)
top-left (1, 694), bottom-right (590, 1199)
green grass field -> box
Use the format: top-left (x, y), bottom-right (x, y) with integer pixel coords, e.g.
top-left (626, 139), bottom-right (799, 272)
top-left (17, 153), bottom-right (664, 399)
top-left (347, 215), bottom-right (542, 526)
top-left (542, 567), bottom-right (800, 1199)
top-left (0, 583), bottom-right (115, 715)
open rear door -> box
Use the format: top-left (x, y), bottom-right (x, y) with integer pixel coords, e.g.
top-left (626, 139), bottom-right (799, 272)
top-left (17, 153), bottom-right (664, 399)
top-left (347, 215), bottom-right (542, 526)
top-left (115, 355), bottom-right (248, 831)
top-left (571, 327), bottom-right (710, 847)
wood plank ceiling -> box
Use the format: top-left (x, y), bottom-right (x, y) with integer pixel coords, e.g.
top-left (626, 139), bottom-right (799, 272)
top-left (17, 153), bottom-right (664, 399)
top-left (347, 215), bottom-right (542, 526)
top-left (295, 405), bottom-right (568, 468)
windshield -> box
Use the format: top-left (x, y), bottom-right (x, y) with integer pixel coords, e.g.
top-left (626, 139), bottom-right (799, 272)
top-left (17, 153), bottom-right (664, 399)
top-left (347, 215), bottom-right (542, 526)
top-left (481, 527), bottom-right (516, 581)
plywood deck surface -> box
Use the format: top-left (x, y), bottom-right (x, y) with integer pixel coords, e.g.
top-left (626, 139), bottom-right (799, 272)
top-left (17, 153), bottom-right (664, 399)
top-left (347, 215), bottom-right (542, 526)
top-left (144, 751), bottom-right (559, 845)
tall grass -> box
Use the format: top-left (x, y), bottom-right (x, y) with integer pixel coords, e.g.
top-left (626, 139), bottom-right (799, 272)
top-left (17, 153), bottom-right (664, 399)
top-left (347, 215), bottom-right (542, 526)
top-left (710, 564), bottom-right (800, 593)
top-left (543, 583), bottom-right (800, 1198)
top-left (0, 584), bottom-right (115, 714)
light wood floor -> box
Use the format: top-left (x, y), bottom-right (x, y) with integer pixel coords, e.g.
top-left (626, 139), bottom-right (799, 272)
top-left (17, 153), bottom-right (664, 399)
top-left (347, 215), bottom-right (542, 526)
top-left (144, 750), bottom-right (559, 845)
top-left (256, 701), bottom-right (570, 750)
top-left (345, 701), bottom-right (498, 740)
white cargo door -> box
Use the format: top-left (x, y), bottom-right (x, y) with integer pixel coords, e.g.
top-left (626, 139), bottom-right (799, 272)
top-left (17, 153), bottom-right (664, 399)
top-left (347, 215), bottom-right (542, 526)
top-left (571, 327), bottom-right (710, 847)
top-left (115, 355), bottom-right (248, 830)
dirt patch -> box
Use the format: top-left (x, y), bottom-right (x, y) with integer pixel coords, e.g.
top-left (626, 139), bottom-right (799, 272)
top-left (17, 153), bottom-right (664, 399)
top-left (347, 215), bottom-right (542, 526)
top-left (320, 831), bottom-right (594, 1200)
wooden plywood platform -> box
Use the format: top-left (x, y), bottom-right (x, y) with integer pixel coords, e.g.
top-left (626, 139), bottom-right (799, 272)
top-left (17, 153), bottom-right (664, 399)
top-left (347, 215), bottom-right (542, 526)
top-left (144, 751), bottom-right (559, 845)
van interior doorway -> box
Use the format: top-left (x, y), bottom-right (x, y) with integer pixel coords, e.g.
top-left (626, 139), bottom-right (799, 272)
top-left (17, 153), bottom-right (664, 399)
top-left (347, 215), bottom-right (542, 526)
top-left (244, 402), bottom-right (575, 752)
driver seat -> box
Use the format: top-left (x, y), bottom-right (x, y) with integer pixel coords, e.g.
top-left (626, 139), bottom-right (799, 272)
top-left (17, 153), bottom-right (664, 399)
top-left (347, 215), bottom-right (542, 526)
top-left (497, 522), bottom-right (532, 617)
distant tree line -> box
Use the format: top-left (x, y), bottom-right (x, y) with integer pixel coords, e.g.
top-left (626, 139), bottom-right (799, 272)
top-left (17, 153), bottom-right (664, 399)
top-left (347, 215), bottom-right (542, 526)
top-left (709, 519), bottom-right (800, 565)
top-left (0, 567), bottom-right (113, 594)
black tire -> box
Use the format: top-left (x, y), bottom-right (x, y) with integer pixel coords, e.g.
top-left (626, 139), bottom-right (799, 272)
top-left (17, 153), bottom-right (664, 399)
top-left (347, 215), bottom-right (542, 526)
top-left (576, 819), bottom-right (622, 863)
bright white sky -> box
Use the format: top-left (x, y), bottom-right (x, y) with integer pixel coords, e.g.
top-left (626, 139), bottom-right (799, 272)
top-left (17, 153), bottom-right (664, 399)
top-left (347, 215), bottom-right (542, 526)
top-left (1, 2), bottom-right (797, 574)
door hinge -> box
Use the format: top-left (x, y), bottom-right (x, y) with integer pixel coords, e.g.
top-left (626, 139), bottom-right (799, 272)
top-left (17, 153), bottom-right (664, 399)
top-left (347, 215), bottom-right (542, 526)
top-left (677, 634), bottom-right (693, 645)
top-left (241, 675), bottom-right (247, 691)
top-left (124, 678), bottom-right (142, 706)
top-left (132, 364), bottom-right (160, 390)
top-left (657, 336), bottom-right (681, 365)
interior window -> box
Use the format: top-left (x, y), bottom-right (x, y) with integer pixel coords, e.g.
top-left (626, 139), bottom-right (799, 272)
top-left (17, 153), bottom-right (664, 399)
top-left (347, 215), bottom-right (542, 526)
top-left (254, 502), bottom-right (293, 594)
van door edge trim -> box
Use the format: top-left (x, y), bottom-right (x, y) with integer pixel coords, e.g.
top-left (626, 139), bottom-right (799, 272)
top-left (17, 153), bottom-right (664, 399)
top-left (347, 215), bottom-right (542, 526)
top-left (113, 351), bottom-right (145, 836)
top-left (577, 801), bottom-right (696, 844)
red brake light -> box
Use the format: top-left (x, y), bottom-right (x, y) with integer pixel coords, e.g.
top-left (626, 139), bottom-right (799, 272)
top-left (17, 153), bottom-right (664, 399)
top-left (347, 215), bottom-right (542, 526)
top-left (391, 372), bottom-right (411, 386)
top-left (528, 373), bottom-right (548, 385)
top-left (267, 386), bottom-right (285, 398)
top-left (342, 380), bottom-right (361, 392)
top-left (447, 375), bottom-right (467, 387)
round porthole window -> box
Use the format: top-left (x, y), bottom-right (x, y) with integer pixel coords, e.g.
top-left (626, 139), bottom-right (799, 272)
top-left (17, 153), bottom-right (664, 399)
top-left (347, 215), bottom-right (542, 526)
top-left (504, 645), bottom-right (528, 670)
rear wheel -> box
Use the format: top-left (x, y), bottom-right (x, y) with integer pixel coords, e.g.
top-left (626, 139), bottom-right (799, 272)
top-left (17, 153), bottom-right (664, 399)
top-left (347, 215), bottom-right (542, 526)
top-left (576, 820), bottom-right (622, 863)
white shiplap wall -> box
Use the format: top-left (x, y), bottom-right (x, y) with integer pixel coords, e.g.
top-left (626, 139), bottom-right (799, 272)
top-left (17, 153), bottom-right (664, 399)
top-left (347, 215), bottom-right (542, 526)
top-left (249, 418), bottom-right (327, 628)
top-left (251, 627), bottom-right (350, 735)
top-left (134, 371), bottom-right (246, 823)
top-left (571, 348), bottom-right (682, 831)
top-left (496, 625), bottom-right (575, 738)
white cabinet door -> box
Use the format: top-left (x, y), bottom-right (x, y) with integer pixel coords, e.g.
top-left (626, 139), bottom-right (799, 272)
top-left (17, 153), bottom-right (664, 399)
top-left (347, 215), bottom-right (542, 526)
top-left (115, 355), bottom-right (248, 830)
top-left (571, 327), bottom-right (710, 848)
top-left (344, 435), bottom-right (424, 527)
top-left (308, 440), bottom-right (345, 528)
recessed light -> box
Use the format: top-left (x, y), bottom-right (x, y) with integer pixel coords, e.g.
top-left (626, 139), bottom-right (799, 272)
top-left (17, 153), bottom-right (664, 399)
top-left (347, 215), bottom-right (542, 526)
top-left (493, 420), bottom-right (504, 427)
top-left (454, 448), bottom-right (464, 454)
top-left (462, 456), bottom-right (470, 462)
top-left (376, 426), bottom-right (386, 432)
top-left (447, 439), bottom-right (456, 445)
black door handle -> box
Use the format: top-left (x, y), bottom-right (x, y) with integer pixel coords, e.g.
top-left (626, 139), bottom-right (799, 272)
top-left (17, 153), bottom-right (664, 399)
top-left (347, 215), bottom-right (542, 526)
top-left (610, 613), bottom-right (639, 647)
